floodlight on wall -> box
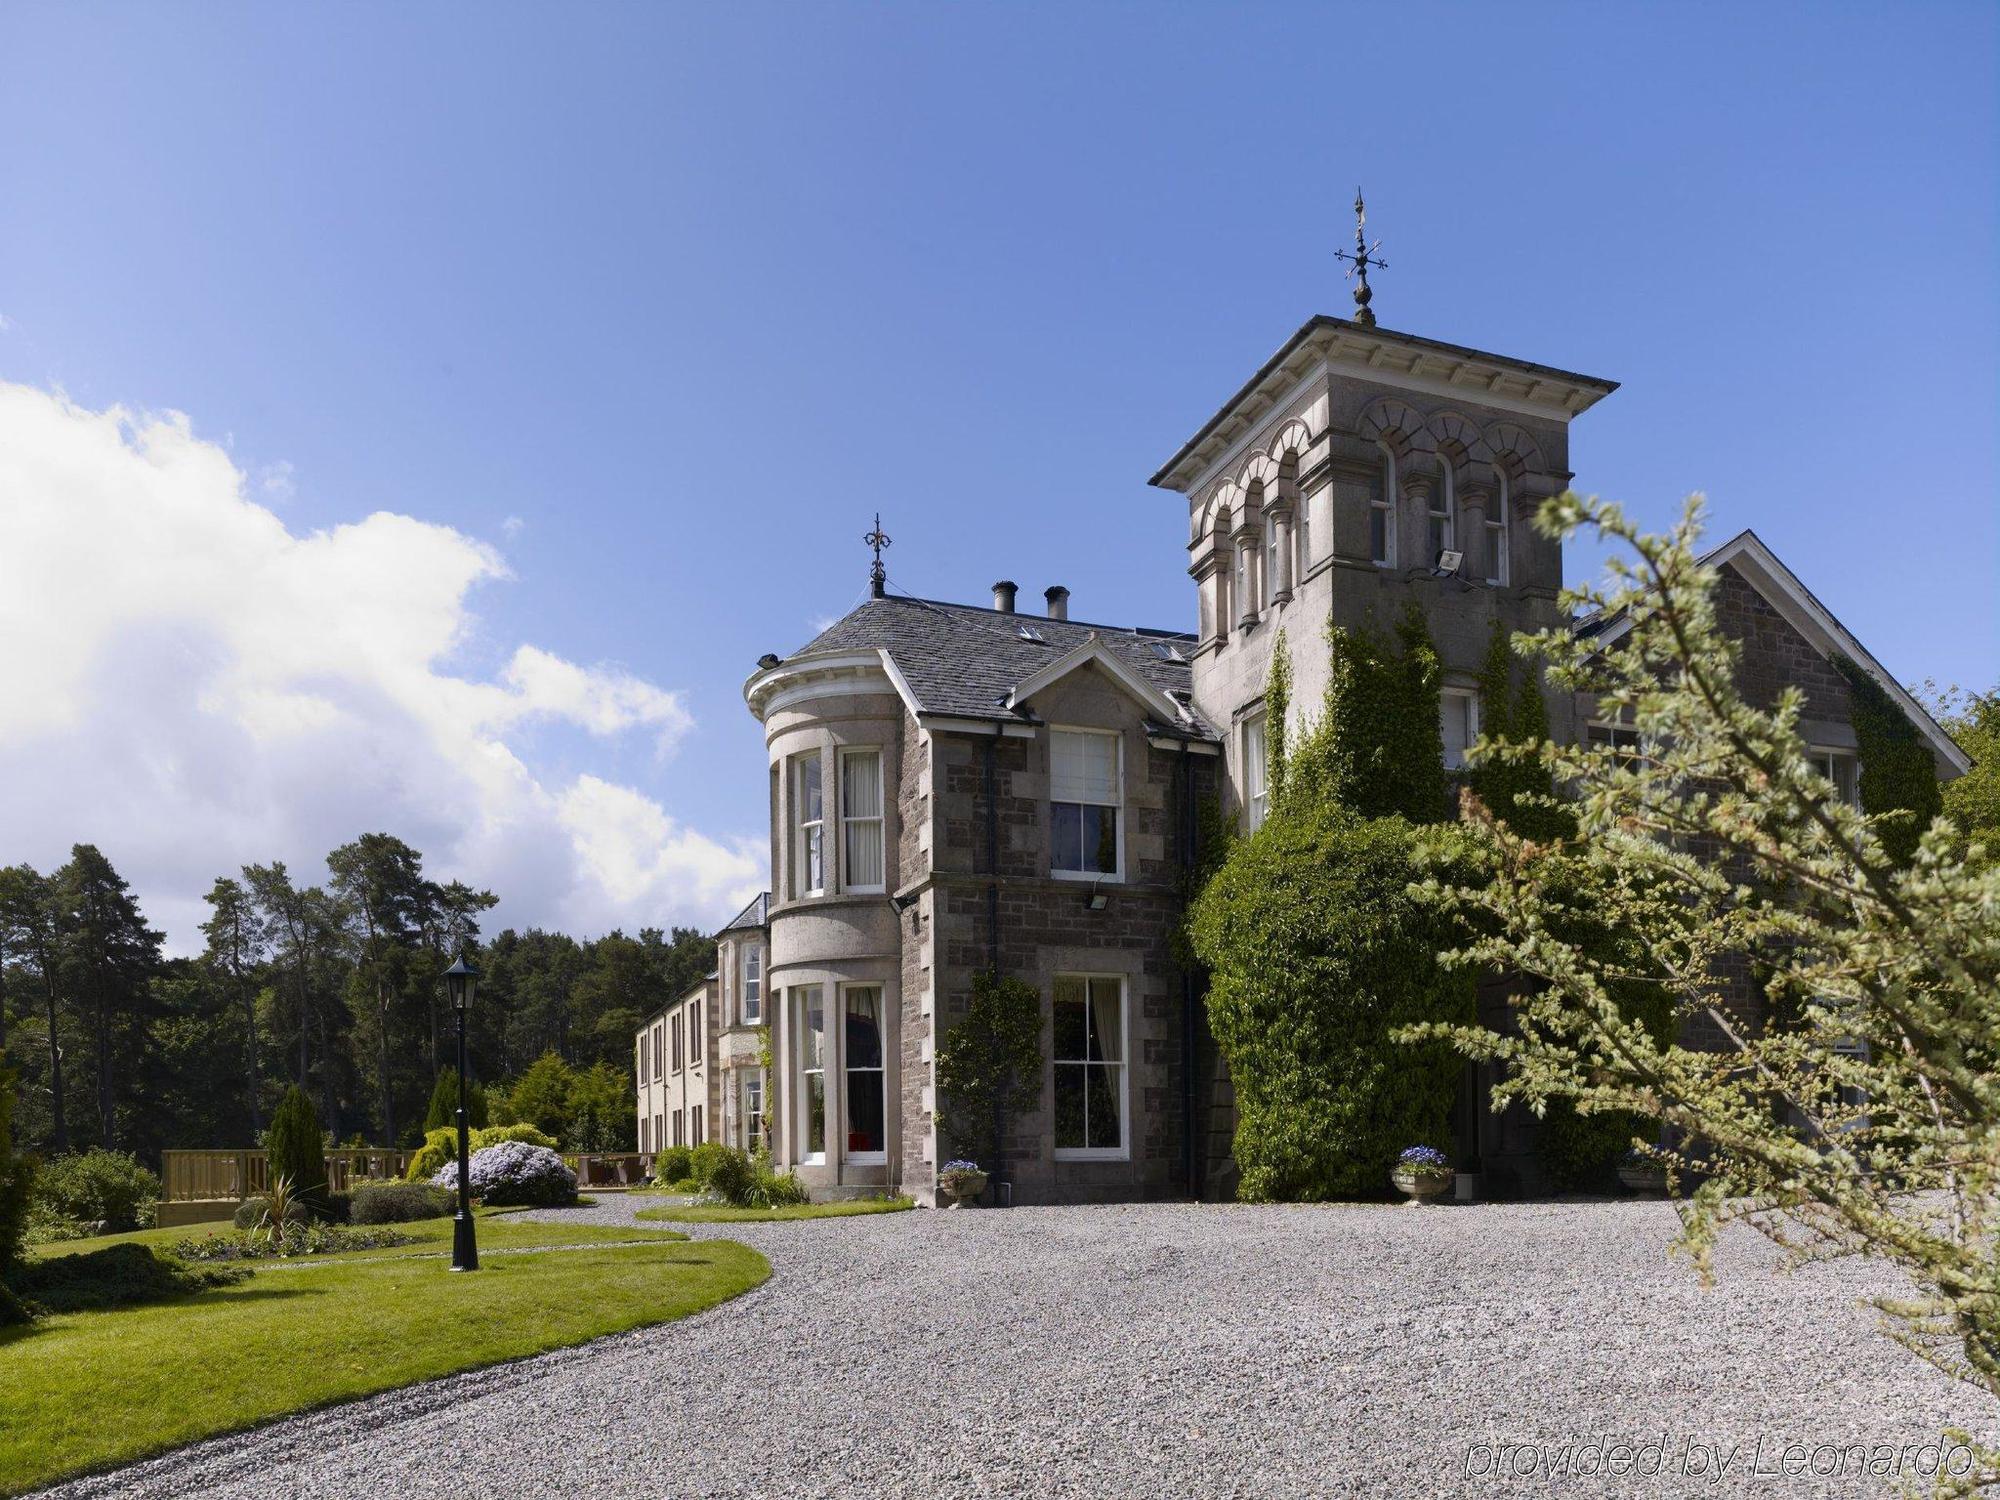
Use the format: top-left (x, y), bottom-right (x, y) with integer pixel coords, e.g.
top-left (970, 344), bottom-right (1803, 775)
top-left (1432, 549), bottom-right (1463, 578)
top-left (1086, 884), bottom-right (1109, 912)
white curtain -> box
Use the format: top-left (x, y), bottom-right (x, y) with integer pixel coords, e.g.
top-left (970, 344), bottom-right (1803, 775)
top-left (842, 751), bottom-right (884, 888)
top-left (1051, 730), bottom-right (1118, 806)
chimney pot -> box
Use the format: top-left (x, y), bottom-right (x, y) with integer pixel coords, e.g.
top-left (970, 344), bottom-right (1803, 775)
top-left (992, 580), bottom-right (1018, 614)
top-left (1044, 585), bottom-right (1070, 621)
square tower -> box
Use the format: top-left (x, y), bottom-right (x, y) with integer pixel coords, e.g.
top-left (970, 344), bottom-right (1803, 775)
top-left (1148, 315), bottom-right (1618, 819)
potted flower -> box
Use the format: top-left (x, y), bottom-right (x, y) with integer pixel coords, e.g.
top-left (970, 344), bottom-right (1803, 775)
top-left (938, 1159), bottom-right (987, 1209)
top-left (1390, 1146), bottom-right (1455, 1205)
top-left (1616, 1147), bottom-right (1669, 1197)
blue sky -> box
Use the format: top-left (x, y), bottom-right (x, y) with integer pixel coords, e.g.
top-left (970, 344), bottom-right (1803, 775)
top-left (1, 3), bottom-right (1994, 947)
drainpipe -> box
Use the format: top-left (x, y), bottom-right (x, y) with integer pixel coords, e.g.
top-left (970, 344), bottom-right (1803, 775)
top-left (1176, 743), bottom-right (1199, 1199)
top-left (984, 725), bottom-right (1004, 1194)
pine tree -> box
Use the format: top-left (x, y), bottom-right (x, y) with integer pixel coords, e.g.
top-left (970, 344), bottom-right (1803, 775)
top-left (422, 1067), bottom-right (487, 1133)
top-left (0, 1055), bottom-right (34, 1323)
top-left (55, 845), bottom-right (164, 1151)
top-left (266, 1084), bottom-right (326, 1208)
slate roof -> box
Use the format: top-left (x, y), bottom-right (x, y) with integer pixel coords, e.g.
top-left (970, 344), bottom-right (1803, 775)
top-left (781, 594), bottom-right (1218, 740)
top-left (719, 891), bottom-right (770, 934)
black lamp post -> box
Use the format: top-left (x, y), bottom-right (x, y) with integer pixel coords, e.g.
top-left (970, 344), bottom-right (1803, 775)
top-left (445, 955), bottom-right (479, 1272)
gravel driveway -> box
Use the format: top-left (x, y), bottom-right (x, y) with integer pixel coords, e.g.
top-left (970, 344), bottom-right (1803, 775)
top-left (41, 1198), bottom-right (1987, 1499)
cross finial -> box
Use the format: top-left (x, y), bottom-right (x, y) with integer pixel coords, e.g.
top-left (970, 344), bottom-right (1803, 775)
top-left (1332, 187), bottom-right (1387, 329)
top-left (863, 513), bottom-right (892, 598)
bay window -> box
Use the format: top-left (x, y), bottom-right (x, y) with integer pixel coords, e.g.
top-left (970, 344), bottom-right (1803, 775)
top-left (841, 749), bottom-right (885, 892)
top-left (795, 985), bottom-right (826, 1162)
top-left (1050, 728), bottom-right (1121, 879)
top-left (843, 985), bottom-right (886, 1163)
top-left (794, 753), bottom-right (825, 896)
top-left (1053, 975), bottom-right (1127, 1158)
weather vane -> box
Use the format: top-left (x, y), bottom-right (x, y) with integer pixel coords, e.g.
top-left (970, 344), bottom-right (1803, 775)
top-left (1332, 188), bottom-right (1386, 328)
top-left (864, 513), bottom-right (892, 598)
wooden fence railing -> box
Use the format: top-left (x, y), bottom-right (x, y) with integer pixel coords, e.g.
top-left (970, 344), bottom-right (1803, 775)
top-left (161, 1148), bottom-right (417, 1203)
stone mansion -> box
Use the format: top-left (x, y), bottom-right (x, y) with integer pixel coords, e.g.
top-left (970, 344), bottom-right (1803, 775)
top-left (636, 308), bottom-right (1969, 1206)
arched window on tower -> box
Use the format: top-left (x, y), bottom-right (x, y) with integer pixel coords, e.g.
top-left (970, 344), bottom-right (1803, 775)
top-left (1370, 445), bottom-right (1396, 567)
top-left (1487, 470), bottom-right (1510, 586)
top-left (1264, 519), bottom-right (1280, 608)
top-left (1429, 461), bottom-right (1456, 564)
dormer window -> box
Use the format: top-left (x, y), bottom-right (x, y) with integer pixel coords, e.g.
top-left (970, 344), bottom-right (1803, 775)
top-left (1050, 728), bottom-right (1122, 880)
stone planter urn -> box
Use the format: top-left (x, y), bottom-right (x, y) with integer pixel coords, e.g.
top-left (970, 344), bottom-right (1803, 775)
top-left (939, 1170), bottom-right (987, 1209)
top-left (1617, 1162), bottom-right (1669, 1196)
top-left (1390, 1168), bottom-right (1454, 1206)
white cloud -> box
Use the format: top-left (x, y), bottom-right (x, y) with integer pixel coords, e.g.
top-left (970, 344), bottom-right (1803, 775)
top-left (501, 514), bottom-right (525, 539)
top-left (257, 458), bottom-right (296, 503)
top-left (0, 382), bottom-right (761, 952)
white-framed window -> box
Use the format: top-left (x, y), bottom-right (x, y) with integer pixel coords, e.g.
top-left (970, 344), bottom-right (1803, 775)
top-left (840, 748), bottom-right (886, 892)
top-left (1587, 719), bottom-right (1643, 763)
top-left (1302, 484), bottom-right (1325, 573)
top-left (1233, 541), bottom-right (1253, 623)
top-left (654, 1112), bottom-right (663, 1151)
top-left (743, 1074), bottom-right (764, 1151)
top-left (794, 752), bottom-right (825, 897)
top-left (1053, 974), bottom-right (1128, 1159)
top-left (1050, 728), bottom-right (1122, 879)
top-left (742, 946), bottom-right (763, 1025)
top-left (652, 1023), bottom-right (663, 1079)
top-left (690, 999), bottom-right (703, 1067)
top-left (1441, 687), bottom-right (1480, 771)
top-left (1371, 445), bottom-right (1396, 567)
top-left (636, 1036), bottom-right (647, 1087)
top-left (691, 1105), bottom-right (702, 1145)
top-left (1812, 748), bottom-right (1861, 808)
top-left (672, 1013), bottom-right (683, 1072)
top-left (1486, 470), bottom-right (1510, 586)
top-left (1430, 463), bottom-right (1457, 564)
top-left (673, 1109), bottom-right (684, 1148)
top-left (842, 985), bottom-right (886, 1164)
top-left (1243, 714), bottom-right (1269, 830)
top-left (795, 985), bottom-right (826, 1163)
top-left (639, 1114), bottom-right (649, 1153)
top-left (1264, 521), bottom-right (1280, 607)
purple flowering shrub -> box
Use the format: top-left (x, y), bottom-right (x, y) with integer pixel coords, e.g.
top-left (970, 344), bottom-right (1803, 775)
top-left (432, 1141), bottom-right (577, 1207)
top-left (1396, 1145), bottom-right (1452, 1178)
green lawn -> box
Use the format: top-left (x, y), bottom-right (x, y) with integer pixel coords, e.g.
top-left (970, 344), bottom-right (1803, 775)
top-left (1, 1214), bottom-right (768, 1496)
top-left (636, 1196), bottom-right (914, 1223)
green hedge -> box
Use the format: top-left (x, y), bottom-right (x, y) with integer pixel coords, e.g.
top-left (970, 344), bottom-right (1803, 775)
top-left (1189, 805), bottom-right (1478, 1200)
